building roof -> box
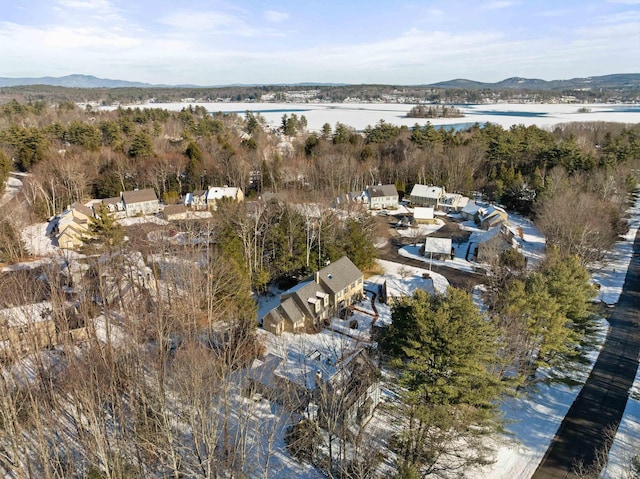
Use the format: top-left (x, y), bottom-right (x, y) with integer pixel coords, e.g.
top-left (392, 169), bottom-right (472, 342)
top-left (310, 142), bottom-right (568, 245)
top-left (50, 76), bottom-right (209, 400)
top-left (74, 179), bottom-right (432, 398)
top-left (101, 196), bottom-right (122, 206)
top-left (72, 202), bottom-right (94, 218)
top-left (0, 302), bottom-right (52, 328)
top-left (461, 200), bottom-right (482, 217)
top-left (278, 297), bottom-right (305, 325)
top-left (205, 186), bottom-right (241, 201)
top-left (478, 205), bottom-right (508, 223)
top-left (367, 184), bottom-right (398, 198)
top-left (317, 256), bottom-right (363, 296)
top-left (248, 353), bottom-right (283, 389)
top-left (440, 193), bottom-right (469, 209)
top-left (413, 206), bottom-right (434, 220)
top-left (122, 189), bottom-right (158, 205)
top-left (424, 237), bottom-right (452, 255)
top-left (163, 204), bottom-right (188, 217)
top-left (287, 281), bottom-right (328, 320)
top-left (410, 184), bottom-right (444, 199)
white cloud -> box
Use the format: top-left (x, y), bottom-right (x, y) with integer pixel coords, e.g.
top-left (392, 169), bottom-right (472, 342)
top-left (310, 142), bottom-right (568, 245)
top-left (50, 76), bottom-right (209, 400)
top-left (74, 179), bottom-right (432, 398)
top-left (607, 0), bottom-right (640, 4)
top-left (263, 10), bottom-right (289, 23)
top-left (159, 10), bottom-right (258, 36)
top-left (482, 1), bottom-right (518, 10)
top-left (56, 0), bottom-right (112, 9)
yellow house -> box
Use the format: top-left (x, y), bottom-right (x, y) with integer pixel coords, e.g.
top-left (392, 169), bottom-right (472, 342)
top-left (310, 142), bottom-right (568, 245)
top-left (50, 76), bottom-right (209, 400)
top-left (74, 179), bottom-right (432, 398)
top-left (0, 302), bottom-right (57, 355)
top-left (55, 203), bottom-right (94, 249)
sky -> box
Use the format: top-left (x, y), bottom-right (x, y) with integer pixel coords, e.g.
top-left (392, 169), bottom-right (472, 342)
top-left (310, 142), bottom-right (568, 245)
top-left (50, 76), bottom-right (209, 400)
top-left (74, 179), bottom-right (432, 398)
top-left (1, 0), bottom-right (639, 85)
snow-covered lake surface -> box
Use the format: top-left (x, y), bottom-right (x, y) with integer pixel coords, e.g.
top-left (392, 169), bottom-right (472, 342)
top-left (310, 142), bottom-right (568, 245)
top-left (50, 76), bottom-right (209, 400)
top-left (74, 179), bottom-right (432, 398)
top-left (102, 102), bottom-right (640, 131)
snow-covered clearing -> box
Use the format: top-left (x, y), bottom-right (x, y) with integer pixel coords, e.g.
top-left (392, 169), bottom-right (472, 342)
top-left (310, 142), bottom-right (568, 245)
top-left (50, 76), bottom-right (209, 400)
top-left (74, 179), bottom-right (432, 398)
top-left (395, 218), bottom-right (444, 238)
top-left (118, 215), bottom-right (168, 226)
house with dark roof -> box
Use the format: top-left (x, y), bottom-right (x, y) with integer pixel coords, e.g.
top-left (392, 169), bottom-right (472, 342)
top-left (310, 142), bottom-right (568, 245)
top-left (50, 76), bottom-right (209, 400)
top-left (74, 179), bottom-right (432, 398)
top-left (263, 256), bottom-right (364, 335)
top-left (122, 189), bottom-right (160, 217)
top-left (365, 184), bottom-right (398, 210)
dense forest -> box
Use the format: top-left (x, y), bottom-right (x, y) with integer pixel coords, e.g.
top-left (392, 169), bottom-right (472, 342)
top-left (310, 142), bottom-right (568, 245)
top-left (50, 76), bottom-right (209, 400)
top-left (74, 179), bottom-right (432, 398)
top-left (0, 96), bottom-right (638, 478)
top-left (2, 79), bottom-right (640, 106)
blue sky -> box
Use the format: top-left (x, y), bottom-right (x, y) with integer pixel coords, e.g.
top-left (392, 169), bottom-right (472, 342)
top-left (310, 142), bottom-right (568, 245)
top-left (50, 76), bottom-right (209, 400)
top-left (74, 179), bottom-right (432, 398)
top-left (1, 0), bottom-right (639, 85)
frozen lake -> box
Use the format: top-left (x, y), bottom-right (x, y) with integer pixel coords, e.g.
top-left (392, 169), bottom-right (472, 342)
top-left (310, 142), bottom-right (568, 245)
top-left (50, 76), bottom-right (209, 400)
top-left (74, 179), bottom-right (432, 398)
top-left (102, 101), bottom-right (640, 132)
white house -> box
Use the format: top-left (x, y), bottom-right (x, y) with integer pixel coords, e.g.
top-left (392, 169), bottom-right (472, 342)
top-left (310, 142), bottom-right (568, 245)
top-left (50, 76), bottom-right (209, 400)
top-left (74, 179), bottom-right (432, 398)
top-left (410, 185), bottom-right (444, 207)
top-left (439, 193), bottom-right (469, 213)
top-left (365, 184), bottom-right (398, 210)
top-left (184, 186), bottom-right (244, 210)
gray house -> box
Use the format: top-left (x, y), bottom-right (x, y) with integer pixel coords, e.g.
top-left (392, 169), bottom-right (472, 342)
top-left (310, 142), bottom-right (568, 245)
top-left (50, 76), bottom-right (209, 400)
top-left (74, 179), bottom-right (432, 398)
top-left (263, 256), bottom-right (364, 335)
top-left (122, 189), bottom-right (160, 217)
top-left (366, 184), bottom-right (398, 210)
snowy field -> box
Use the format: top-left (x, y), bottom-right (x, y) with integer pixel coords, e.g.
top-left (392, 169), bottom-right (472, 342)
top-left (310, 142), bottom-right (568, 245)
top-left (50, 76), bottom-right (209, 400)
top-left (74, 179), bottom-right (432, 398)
top-left (103, 102), bottom-right (640, 132)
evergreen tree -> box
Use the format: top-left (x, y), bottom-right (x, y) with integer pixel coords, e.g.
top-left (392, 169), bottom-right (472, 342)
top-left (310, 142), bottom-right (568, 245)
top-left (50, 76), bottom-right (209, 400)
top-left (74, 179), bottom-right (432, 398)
top-left (0, 149), bottom-right (10, 190)
top-left (88, 203), bottom-right (124, 248)
top-left (380, 289), bottom-right (508, 475)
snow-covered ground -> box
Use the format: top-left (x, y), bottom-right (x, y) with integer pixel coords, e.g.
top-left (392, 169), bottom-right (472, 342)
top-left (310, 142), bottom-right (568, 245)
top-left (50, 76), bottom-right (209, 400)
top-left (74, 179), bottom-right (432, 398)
top-left (470, 193), bottom-right (640, 479)
top-left (592, 192), bottom-right (640, 305)
top-left (0, 175), bottom-right (23, 207)
top-left (101, 102), bottom-right (640, 132)
top-left (603, 366), bottom-right (640, 478)
top-left (398, 212), bottom-right (546, 275)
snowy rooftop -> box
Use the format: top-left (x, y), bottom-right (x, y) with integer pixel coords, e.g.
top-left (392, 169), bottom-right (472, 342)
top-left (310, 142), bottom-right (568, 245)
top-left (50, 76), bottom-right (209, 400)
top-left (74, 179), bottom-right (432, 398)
top-left (410, 184), bottom-right (443, 199)
top-left (0, 302), bottom-right (52, 328)
top-left (424, 237), bottom-right (452, 255)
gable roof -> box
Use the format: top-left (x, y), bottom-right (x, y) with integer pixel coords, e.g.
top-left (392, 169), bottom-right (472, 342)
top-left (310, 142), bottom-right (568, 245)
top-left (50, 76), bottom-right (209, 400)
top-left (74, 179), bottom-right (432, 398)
top-left (72, 202), bottom-right (94, 218)
top-left (410, 184), bottom-right (444, 199)
top-left (288, 281), bottom-right (328, 319)
top-left (367, 184), bottom-right (398, 198)
top-left (414, 206), bottom-right (434, 220)
top-left (424, 237), bottom-right (452, 255)
top-left (163, 204), bottom-right (187, 216)
top-left (461, 200), bottom-right (481, 217)
top-left (278, 297), bottom-right (305, 325)
top-left (478, 205), bottom-right (507, 223)
top-left (317, 256), bottom-right (363, 295)
top-left (122, 189), bottom-right (158, 205)
top-left (205, 186), bottom-right (241, 201)
top-left (101, 196), bottom-right (122, 206)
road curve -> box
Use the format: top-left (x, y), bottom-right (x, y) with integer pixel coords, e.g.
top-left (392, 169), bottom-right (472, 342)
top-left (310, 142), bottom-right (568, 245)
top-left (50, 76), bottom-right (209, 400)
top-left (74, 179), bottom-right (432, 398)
top-left (532, 228), bottom-right (640, 479)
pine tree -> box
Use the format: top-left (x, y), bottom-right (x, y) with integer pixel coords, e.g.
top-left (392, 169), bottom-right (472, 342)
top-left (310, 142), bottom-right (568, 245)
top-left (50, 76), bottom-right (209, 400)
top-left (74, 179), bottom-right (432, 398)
top-left (88, 203), bottom-right (124, 248)
top-left (380, 289), bottom-right (508, 476)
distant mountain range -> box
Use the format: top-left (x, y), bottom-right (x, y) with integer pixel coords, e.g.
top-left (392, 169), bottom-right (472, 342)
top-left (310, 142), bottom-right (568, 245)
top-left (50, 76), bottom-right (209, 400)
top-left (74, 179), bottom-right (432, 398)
top-left (427, 74), bottom-right (640, 90)
top-left (0, 73), bottom-right (639, 90)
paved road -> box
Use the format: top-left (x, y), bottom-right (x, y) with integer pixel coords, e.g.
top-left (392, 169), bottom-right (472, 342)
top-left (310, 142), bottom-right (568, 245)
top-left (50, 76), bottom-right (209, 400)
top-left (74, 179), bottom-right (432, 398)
top-left (532, 229), bottom-right (640, 479)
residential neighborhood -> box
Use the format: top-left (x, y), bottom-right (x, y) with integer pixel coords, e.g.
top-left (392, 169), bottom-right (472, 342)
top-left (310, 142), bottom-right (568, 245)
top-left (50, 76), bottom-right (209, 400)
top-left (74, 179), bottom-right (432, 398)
top-left (0, 91), bottom-right (637, 479)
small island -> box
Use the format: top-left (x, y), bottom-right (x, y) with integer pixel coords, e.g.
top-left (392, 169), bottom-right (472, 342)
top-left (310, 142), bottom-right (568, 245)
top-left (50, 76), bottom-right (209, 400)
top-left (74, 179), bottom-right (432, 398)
top-left (406, 104), bottom-right (464, 118)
